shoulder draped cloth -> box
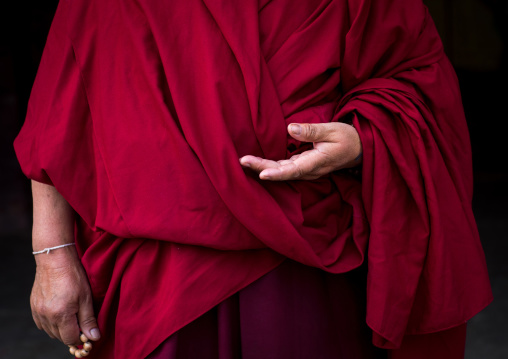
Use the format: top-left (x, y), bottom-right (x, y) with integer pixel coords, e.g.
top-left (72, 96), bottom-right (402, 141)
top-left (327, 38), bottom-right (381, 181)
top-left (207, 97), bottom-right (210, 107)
top-left (15, 0), bottom-right (492, 357)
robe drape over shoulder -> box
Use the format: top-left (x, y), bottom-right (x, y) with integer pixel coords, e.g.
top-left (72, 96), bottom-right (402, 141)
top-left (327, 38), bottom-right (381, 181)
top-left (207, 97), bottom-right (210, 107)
top-left (15, 0), bottom-right (492, 357)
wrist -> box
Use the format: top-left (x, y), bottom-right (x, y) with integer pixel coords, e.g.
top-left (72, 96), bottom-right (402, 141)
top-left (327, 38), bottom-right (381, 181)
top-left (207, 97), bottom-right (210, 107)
top-left (33, 243), bottom-right (76, 255)
top-left (32, 224), bottom-right (75, 256)
top-left (342, 122), bottom-right (363, 169)
top-left (34, 244), bottom-right (80, 269)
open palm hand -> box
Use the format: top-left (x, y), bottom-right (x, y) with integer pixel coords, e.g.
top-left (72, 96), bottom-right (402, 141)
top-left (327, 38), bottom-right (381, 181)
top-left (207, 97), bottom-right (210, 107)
top-left (240, 122), bottom-right (362, 181)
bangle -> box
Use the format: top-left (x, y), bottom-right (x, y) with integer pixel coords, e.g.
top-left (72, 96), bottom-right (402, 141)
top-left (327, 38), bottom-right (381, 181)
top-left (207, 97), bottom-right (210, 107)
top-left (32, 243), bottom-right (75, 255)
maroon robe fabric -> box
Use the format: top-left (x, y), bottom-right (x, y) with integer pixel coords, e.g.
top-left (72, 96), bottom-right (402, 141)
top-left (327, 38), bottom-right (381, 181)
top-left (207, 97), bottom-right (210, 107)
top-left (147, 259), bottom-right (386, 359)
top-left (145, 260), bottom-right (466, 359)
top-left (14, 0), bottom-right (492, 358)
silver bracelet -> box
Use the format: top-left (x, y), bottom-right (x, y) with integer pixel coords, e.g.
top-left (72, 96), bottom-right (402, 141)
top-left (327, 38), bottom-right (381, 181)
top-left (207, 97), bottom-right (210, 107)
top-left (32, 243), bottom-right (75, 255)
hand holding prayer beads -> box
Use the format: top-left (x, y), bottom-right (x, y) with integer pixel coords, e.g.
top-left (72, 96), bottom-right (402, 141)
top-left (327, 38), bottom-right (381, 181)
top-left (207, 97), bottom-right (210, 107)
top-left (69, 333), bottom-right (93, 358)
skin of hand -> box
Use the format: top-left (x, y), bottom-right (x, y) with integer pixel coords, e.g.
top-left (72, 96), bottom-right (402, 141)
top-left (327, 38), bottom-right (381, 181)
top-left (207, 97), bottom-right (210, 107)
top-left (31, 180), bottom-right (101, 346)
top-left (240, 122), bottom-right (362, 180)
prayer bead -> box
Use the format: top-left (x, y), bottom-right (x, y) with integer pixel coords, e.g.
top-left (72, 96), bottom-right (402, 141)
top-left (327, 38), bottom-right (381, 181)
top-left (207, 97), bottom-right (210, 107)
top-left (83, 342), bottom-right (92, 351)
top-left (74, 350), bottom-right (83, 358)
top-left (80, 349), bottom-right (90, 357)
top-left (80, 333), bottom-right (89, 343)
top-left (69, 346), bottom-right (77, 355)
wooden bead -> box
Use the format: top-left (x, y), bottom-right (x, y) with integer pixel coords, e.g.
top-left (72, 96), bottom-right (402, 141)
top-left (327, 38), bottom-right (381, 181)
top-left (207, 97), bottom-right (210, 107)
top-left (69, 346), bottom-right (77, 355)
top-left (80, 349), bottom-right (90, 357)
top-left (80, 333), bottom-right (89, 343)
top-left (74, 350), bottom-right (83, 358)
top-left (83, 341), bottom-right (93, 351)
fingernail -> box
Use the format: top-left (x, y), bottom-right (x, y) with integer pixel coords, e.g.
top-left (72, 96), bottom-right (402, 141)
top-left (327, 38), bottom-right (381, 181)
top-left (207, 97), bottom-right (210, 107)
top-left (90, 328), bottom-right (100, 340)
top-left (290, 124), bottom-right (301, 135)
top-left (242, 162), bottom-right (251, 168)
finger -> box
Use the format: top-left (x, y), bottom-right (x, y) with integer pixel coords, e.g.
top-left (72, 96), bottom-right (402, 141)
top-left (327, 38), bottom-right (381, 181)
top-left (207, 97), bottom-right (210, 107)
top-left (39, 318), bottom-right (59, 340)
top-left (288, 151), bottom-right (313, 161)
top-left (259, 162), bottom-right (300, 181)
top-left (240, 153), bottom-right (308, 171)
top-left (30, 292), bottom-right (44, 330)
top-left (32, 310), bottom-right (43, 330)
top-left (34, 314), bottom-right (59, 341)
top-left (276, 159), bottom-right (294, 166)
top-left (33, 304), bottom-right (61, 340)
top-left (57, 313), bottom-right (81, 346)
top-left (78, 296), bottom-right (101, 341)
top-left (240, 155), bottom-right (280, 174)
top-left (260, 150), bottom-right (326, 181)
top-left (288, 122), bottom-right (340, 143)
top-left (275, 156), bottom-right (323, 176)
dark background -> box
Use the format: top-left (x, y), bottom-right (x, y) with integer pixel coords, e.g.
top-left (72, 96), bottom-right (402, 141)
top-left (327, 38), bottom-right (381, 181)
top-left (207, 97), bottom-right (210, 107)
top-left (0, 0), bottom-right (506, 358)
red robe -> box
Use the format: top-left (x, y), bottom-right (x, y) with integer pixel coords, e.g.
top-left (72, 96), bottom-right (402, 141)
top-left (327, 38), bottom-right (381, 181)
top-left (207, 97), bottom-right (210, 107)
top-left (15, 0), bottom-right (492, 357)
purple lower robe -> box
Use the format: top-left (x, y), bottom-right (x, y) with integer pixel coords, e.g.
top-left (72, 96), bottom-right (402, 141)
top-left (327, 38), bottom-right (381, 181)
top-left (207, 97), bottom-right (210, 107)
top-left (148, 260), bottom-right (386, 359)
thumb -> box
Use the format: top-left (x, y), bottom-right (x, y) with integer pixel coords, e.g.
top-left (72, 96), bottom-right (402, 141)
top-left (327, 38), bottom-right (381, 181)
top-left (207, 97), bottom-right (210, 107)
top-left (288, 123), bottom-right (337, 143)
top-left (77, 297), bottom-right (101, 341)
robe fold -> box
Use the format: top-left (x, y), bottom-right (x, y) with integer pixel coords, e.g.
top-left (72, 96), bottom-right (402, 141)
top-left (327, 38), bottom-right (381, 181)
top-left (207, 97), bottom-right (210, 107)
top-left (14, 0), bottom-right (492, 357)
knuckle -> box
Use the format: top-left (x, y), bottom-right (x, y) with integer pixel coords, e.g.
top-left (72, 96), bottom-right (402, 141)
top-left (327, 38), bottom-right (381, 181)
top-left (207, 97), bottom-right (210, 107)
top-left (30, 296), bottom-right (41, 311)
top-left (251, 163), bottom-right (263, 173)
top-left (307, 125), bottom-right (317, 139)
top-left (292, 165), bottom-right (304, 179)
top-left (41, 304), bottom-right (73, 323)
top-left (52, 310), bottom-right (74, 323)
top-left (80, 316), bottom-right (97, 327)
top-left (80, 292), bottom-right (92, 304)
top-left (34, 304), bottom-right (48, 317)
top-left (50, 310), bottom-right (64, 322)
top-left (247, 160), bottom-right (261, 173)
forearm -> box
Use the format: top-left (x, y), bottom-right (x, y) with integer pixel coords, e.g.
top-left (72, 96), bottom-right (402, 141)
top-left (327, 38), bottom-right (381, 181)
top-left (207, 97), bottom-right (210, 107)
top-left (30, 180), bottom-right (100, 346)
top-left (31, 180), bottom-right (78, 268)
